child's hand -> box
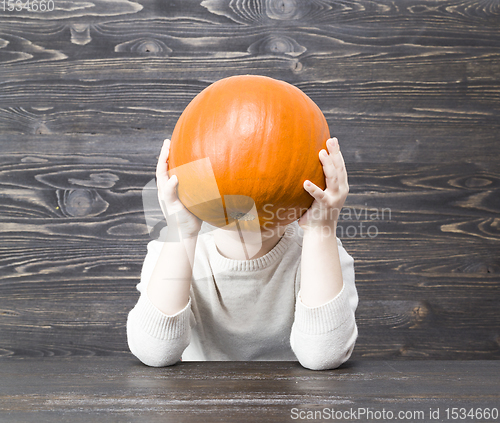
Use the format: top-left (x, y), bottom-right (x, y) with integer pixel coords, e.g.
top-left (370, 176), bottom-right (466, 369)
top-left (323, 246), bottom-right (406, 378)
top-left (298, 137), bottom-right (348, 231)
top-left (157, 139), bottom-right (202, 239)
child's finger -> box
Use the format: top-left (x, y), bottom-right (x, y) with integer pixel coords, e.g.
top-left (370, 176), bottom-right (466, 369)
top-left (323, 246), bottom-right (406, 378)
top-left (319, 147), bottom-right (339, 192)
top-left (158, 174), bottom-right (185, 216)
top-left (304, 180), bottom-right (326, 203)
top-left (160, 174), bottom-right (180, 205)
top-left (327, 138), bottom-right (348, 187)
top-left (334, 150), bottom-right (348, 188)
top-left (156, 139), bottom-right (171, 180)
top-left (327, 138), bottom-right (344, 169)
top-left (326, 137), bottom-right (339, 154)
top-left (319, 148), bottom-right (336, 179)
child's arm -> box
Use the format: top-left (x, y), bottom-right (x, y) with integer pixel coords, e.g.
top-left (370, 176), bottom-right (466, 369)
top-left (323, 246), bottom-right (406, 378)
top-left (292, 137), bottom-right (357, 370)
top-left (127, 139), bottom-right (202, 366)
top-left (146, 139), bottom-right (202, 315)
top-left (299, 137), bottom-right (347, 306)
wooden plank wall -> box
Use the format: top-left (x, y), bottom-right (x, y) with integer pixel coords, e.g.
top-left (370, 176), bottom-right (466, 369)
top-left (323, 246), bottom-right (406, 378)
top-left (0, 0), bottom-right (499, 360)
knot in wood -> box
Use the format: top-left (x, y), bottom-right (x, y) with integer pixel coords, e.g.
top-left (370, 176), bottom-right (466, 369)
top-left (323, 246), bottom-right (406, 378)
top-left (267, 37), bottom-right (292, 54)
top-left (137, 40), bottom-right (162, 54)
top-left (70, 24), bottom-right (91, 46)
top-left (266, 0), bottom-right (299, 20)
top-left (58, 189), bottom-right (108, 218)
top-left (34, 122), bottom-right (51, 135)
top-left (64, 189), bottom-right (94, 217)
top-left (248, 35), bottom-right (306, 57)
top-left (115, 38), bottom-right (172, 56)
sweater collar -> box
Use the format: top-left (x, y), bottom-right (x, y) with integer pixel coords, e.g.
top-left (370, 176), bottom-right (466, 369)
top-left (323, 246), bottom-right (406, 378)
top-left (206, 223), bottom-right (299, 272)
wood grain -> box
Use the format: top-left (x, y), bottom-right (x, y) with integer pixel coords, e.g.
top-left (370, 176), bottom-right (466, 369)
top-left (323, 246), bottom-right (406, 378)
top-left (0, 0), bottom-right (499, 360)
top-left (0, 143), bottom-right (498, 358)
top-left (0, 358), bottom-right (499, 422)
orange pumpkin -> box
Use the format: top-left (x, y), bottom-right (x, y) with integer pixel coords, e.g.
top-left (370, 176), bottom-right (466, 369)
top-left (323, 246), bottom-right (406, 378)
top-left (168, 75), bottom-right (329, 229)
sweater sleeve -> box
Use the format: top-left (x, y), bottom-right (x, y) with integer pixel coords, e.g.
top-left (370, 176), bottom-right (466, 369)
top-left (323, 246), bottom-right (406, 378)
top-left (126, 240), bottom-right (193, 367)
top-left (290, 239), bottom-right (358, 370)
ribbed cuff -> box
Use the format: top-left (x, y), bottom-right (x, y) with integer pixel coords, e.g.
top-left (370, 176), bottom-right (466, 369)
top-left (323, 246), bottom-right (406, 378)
top-left (132, 293), bottom-right (191, 340)
top-left (294, 285), bottom-right (352, 335)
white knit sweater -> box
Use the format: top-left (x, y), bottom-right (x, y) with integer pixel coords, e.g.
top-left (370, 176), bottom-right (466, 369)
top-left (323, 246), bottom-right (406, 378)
top-left (127, 221), bottom-right (358, 370)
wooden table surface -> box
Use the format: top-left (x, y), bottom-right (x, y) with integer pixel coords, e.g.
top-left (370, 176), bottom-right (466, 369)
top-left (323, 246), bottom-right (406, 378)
top-left (1, 357), bottom-right (498, 422)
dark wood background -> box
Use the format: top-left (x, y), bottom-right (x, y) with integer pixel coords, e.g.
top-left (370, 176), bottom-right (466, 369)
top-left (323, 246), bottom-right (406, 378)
top-left (0, 0), bottom-right (498, 360)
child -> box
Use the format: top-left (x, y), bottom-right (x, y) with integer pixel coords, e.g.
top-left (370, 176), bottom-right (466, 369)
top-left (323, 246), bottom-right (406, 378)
top-left (127, 137), bottom-right (358, 370)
